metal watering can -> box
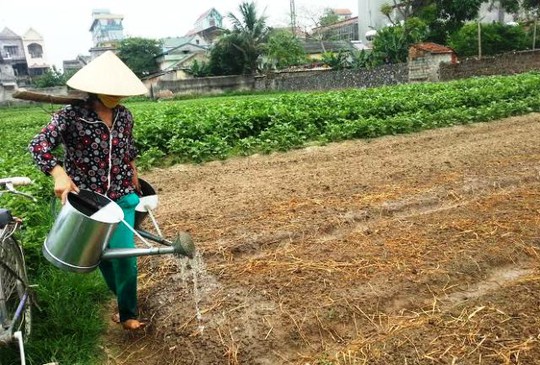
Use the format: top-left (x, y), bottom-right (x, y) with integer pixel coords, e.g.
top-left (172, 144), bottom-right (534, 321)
top-left (43, 182), bottom-right (195, 273)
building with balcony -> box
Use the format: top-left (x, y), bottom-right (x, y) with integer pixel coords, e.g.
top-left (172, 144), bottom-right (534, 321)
top-left (0, 27), bottom-right (28, 77)
top-left (185, 8), bottom-right (224, 44)
top-left (89, 9), bottom-right (125, 59)
top-left (22, 28), bottom-right (49, 77)
top-left (0, 27), bottom-right (50, 87)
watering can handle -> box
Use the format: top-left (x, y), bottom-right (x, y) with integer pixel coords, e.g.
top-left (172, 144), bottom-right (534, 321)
top-left (50, 192), bottom-right (152, 247)
top-left (120, 219), bottom-right (153, 248)
top-left (50, 192), bottom-right (105, 217)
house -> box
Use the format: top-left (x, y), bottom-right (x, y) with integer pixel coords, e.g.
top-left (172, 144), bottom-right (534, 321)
top-left (63, 55), bottom-right (92, 74)
top-left (89, 9), bottom-right (125, 59)
top-left (22, 28), bottom-right (49, 76)
top-left (0, 27), bottom-right (28, 78)
top-left (408, 42), bottom-right (457, 82)
top-left (0, 27), bottom-right (50, 87)
top-left (193, 8), bottom-right (223, 33)
top-left (150, 8), bottom-right (225, 82)
top-left (156, 35), bottom-right (210, 73)
top-left (312, 16), bottom-right (359, 42)
top-left (185, 8), bottom-right (224, 44)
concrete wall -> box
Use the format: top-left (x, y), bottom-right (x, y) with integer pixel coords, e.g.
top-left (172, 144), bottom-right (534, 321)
top-left (0, 85), bottom-right (67, 106)
top-left (154, 74), bottom-right (254, 96)
top-left (439, 50), bottom-right (540, 81)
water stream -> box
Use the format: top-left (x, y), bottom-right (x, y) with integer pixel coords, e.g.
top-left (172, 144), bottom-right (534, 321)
top-left (191, 251), bottom-right (205, 333)
top-left (177, 250), bottom-right (208, 334)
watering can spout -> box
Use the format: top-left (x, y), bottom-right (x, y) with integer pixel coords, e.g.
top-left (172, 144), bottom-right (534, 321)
top-left (101, 232), bottom-right (196, 260)
top-left (172, 232), bottom-right (196, 259)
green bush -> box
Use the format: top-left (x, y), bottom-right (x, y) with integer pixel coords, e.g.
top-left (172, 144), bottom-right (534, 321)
top-left (449, 22), bottom-right (530, 57)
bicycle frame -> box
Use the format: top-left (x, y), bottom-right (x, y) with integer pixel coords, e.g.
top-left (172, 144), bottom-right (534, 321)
top-left (0, 177), bottom-right (34, 365)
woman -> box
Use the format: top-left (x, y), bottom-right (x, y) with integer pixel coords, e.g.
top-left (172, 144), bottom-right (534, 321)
top-left (28, 51), bottom-right (148, 330)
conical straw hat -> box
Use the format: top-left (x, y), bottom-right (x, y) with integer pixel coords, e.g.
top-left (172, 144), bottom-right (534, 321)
top-left (67, 51), bottom-right (148, 96)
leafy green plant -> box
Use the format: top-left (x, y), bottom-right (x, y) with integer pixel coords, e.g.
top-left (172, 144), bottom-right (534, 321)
top-left (187, 60), bottom-right (212, 77)
top-left (449, 22), bottom-right (530, 57)
top-left (117, 37), bottom-right (163, 78)
top-left (371, 17), bottom-right (429, 64)
top-left (263, 30), bottom-right (307, 70)
top-left (321, 50), bottom-right (350, 70)
top-left (137, 146), bottom-right (166, 171)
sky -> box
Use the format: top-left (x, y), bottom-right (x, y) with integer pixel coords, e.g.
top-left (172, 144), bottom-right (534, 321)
top-left (1, 0), bottom-right (359, 71)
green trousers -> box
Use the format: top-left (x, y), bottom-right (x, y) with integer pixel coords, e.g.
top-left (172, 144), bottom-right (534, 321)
top-left (99, 193), bottom-right (140, 323)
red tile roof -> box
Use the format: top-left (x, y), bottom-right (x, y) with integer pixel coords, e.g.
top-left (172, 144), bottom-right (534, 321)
top-left (412, 42), bottom-right (455, 54)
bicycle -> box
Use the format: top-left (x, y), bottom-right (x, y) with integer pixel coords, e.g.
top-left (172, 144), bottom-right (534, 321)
top-left (0, 177), bottom-right (35, 365)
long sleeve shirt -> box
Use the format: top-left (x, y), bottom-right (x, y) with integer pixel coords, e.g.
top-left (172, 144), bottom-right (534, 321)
top-left (28, 104), bottom-right (138, 201)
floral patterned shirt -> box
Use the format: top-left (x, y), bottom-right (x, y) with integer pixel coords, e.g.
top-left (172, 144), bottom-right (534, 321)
top-left (28, 104), bottom-right (138, 201)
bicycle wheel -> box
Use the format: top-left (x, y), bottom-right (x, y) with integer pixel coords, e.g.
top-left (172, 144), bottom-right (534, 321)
top-left (0, 234), bottom-right (31, 343)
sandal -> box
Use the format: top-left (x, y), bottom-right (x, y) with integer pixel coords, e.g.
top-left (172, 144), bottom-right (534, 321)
top-left (111, 313), bottom-right (120, 323)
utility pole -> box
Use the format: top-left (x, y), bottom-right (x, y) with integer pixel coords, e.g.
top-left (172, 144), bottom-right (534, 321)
top-left (290, 0), bottom-right (297, 35)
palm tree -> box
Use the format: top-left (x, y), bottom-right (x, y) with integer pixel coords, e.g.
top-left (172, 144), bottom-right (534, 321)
top-left (228, 1), bottom-right (270, 74)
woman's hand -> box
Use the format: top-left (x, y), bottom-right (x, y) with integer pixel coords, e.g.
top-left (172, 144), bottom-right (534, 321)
top-left (50, 165), bottom-right (79, 204)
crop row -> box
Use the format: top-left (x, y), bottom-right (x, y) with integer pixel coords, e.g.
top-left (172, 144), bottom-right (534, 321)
top-left (130, 72), bottom-right (540, 167)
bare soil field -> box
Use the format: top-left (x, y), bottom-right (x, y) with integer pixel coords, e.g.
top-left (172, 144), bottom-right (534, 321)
top-left (103, 114), bottom-right (540, 365)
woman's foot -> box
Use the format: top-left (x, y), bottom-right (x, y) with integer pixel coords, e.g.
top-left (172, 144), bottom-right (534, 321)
top-left (122, 319), bottom-right (146, 330)
top-left (111, 313), bottom-right (120, 323)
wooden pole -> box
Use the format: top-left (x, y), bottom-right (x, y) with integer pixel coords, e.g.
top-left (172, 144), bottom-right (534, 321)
top-left (533, 17), bottom-right (538, 50)
top-left (478, 20), bottom-right (482, 60)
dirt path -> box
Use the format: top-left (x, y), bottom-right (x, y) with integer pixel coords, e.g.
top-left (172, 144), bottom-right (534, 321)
top-left (103, 114), bottom-right (540, 365)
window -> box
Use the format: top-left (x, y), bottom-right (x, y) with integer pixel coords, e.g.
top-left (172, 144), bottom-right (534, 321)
top-left (4, 45), bottom-right (18, 58)
top-left (28, 43), bottom-right (43, 58)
